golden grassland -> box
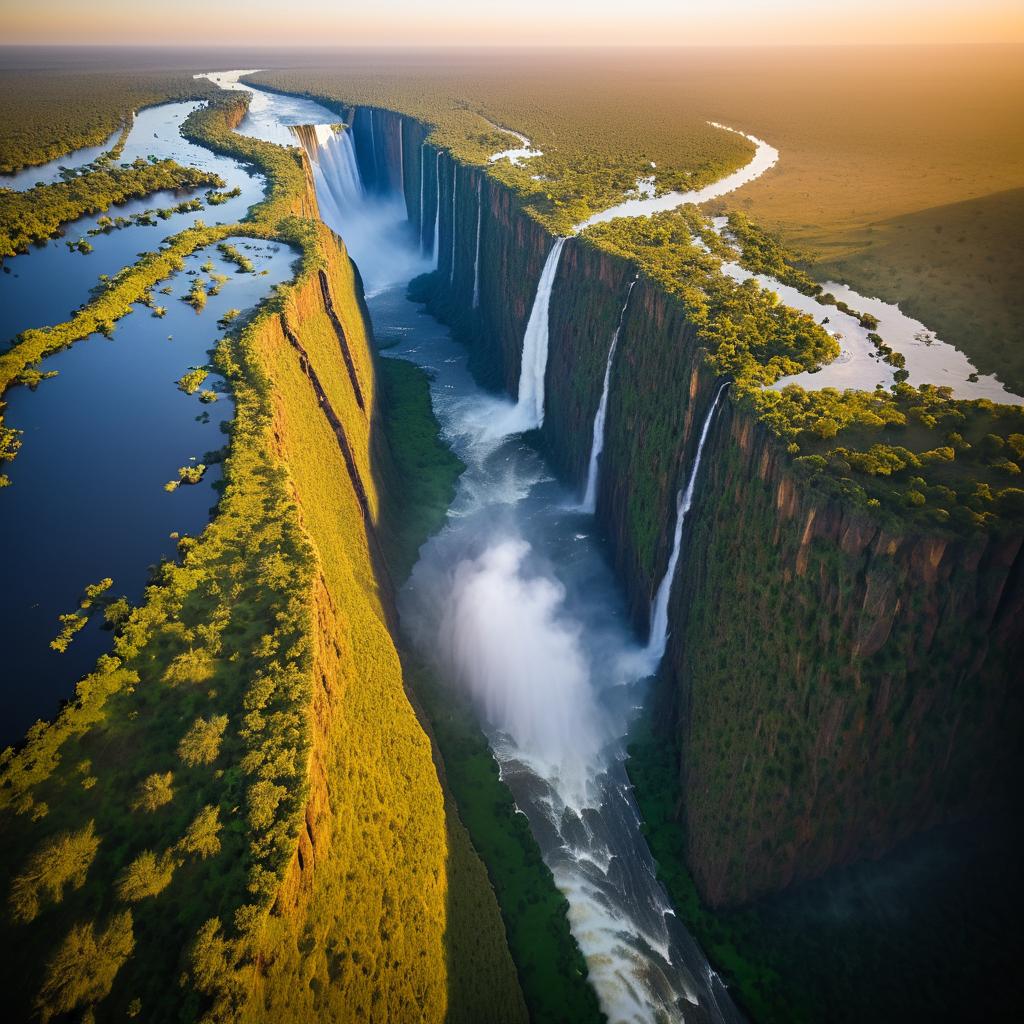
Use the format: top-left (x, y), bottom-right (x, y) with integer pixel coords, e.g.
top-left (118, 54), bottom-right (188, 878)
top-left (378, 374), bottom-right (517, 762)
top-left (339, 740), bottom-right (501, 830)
top-left (0, 91), bottom-right (525, 1023)
top-left (255, 44), bottom-right (1024, 386)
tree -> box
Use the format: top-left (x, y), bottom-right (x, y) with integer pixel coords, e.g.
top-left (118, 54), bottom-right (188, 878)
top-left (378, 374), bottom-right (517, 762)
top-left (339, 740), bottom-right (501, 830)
top-left (179, 805), bottom-right (223, 859)
top-left (116, 850), bottom-right (176, 902)
top-left (9, 822), bottom-right (100, 923)
top-left (130, 771), bottom-right (174, 813)
top-left (178, 715), bottom-right (228, 767)
top-left (247, 779), bottom-right (287, 831)
top-left (35, 911), bottom-right (134, 1023)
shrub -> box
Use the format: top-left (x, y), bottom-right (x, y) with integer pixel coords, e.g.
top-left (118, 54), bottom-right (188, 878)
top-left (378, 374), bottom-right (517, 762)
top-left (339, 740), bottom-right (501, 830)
top-left (178, 806), bottom-right (223, 859)
top-left (35, 912), bottom-right (134, 1023)
top-left (116, 850), bottom-right (176, 902)
top-left (177, 715), bottom-right (228, 767)
top-left (130, 772), bottom-right (174, 813)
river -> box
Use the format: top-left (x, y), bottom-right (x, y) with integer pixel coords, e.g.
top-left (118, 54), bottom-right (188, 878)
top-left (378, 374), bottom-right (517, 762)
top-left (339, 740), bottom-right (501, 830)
top-left (207, 72), bottom-right (743, 1023)
top-left (0, 99), bottom-right (296, 745)
top-left (3, 66), bottom-right (1002, 1020)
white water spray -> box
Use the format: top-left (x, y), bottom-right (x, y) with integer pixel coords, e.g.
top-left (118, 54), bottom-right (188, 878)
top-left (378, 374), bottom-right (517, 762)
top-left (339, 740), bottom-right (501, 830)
top-left (645, 383), bottom-right (729, 665)
top-left (472, 179), bottom-right (483, 309)
top-left (432, 151), bottom-right (441, 269)
top-left (291, 124), bottom-right (364, 225)
top-left (508, 237), bottom-right (567, 431)
top-left (581, 278), bottom-right (637, 513)
top-left (419, 143), bottom-right (426, 252)
top-left (450, 163), bottom-right (458, 284)
top-left (436, 537), bottom-right (606, 800)
top-left (292, 118), bottom-right (428, 296)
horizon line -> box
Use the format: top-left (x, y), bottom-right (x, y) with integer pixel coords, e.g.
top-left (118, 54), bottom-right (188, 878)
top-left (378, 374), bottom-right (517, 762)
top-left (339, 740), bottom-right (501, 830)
top-left (3, 40), bottom-right (1023, 50)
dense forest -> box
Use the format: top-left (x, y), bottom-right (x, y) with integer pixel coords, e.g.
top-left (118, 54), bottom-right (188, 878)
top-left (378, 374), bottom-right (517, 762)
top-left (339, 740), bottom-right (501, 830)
top-left (0, 69), bottom-right (216, 173)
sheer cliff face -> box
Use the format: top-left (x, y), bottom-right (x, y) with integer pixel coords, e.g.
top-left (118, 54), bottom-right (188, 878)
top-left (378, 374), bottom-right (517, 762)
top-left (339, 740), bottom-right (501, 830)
top-left (666, 412), bottom-right (1024, 905)
top-left (372, 109), bottom-right (1024, 907)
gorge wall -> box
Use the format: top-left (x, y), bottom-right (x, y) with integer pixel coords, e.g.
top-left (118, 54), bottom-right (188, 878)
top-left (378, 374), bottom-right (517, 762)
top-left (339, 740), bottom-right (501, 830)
top-left (246, 211), bottom-right (525, 1016)
top-left (349, 105), bottom-right (1024, 906)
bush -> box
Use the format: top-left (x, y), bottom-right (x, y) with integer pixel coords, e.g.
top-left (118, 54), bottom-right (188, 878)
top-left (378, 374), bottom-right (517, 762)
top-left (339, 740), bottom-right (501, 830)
top-left (35, 912), bottom-right (134, 1023)
top-left (177, 715), bottom-right (228, 767)
top-left (130, 772), bottom-right (174, 813)
top-left (116, 850), bottom-right (176, 902)
top-left (178, 806), bottom-right (223, 859)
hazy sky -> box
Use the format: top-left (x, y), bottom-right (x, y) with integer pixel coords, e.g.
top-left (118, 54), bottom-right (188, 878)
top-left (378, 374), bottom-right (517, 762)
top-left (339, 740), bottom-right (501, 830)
top-left (3, 0), bottom-right (1023, 47)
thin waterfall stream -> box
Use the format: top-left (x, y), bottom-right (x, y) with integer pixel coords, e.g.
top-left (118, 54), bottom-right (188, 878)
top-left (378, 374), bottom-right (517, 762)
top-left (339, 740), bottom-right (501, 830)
top-left (645, 384), bottom-right (729, 665)
top-left (432, 150), bottom-right (441, 268)
top-left (582, 277), bottom-right (638, 513)
top-left (472, 178), bottom-right (483, 309)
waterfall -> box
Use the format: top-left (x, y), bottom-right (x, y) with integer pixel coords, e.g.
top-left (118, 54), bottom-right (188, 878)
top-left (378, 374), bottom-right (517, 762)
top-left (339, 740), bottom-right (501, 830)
top-left (398, 123), bottom-right (404, 187)
top-left (432, 151), bottom-right (441, 268)
top-left (449, 163), bottom-right (458, 284)
top-left (472, 179), bottom-right (483, 309)
top-left (290, 124), bottom-right (364, 228)
top-left (368, 108), bottom-right (379, 189)
top-left (511, 237), bottom-right (567, 430)
top-left (581, 278), bottom-right (637, 513)
top-left (419, 143), bottom-right (426, 252)
top-left (645, 383), bottom-right (729, 664)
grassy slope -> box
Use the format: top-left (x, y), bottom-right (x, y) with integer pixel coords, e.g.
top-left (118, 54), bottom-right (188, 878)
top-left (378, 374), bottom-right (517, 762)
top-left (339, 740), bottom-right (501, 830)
top-left (0, 88), bottom-right (522, 1024)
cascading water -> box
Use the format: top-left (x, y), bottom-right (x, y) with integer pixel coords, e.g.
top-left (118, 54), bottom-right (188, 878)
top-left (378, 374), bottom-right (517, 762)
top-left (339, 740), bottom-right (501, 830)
top-left (368, 108), bottom-right (379, 187)
top-left (397, 124), bottom-right (405, 208)
top-left (290, 124), bottom-right (364, 225)
top-left (472, 178), bottom-right (483, 309)
top-left (449, 163), bottom-right (458, 284)
top-left (432, 151), bottom-right (441, 269)
top-left (507, 237), bottom-right (567, 431)
top-left (581, 277), bottom-right (637, 513)
top-left (395, 269), bottom-right (739, 1024)
top-left (291, 115), bottom-right (426, 296)
top-left (419, 143), bottom-right (426, 252)
top-left (645, 383), bottom-right (729, 665)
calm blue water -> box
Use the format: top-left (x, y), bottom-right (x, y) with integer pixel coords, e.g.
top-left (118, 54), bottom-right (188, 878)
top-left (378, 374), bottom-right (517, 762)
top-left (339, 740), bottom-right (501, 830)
top-left (0, 127), bottom-right (120, 191)
top-left (0, 235), bottom-right (297, 744)
top-left (0, 102), bottom-right (260, 345)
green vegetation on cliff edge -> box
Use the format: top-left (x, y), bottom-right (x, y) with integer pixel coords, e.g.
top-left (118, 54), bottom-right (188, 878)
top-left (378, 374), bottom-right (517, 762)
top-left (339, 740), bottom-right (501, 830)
top-left (0, 87), bottom-right (529, 1024)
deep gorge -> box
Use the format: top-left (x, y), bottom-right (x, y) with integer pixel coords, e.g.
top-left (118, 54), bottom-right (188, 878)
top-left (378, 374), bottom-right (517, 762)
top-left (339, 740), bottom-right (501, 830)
top-left (336, 101), bottom-right (1024, 908)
